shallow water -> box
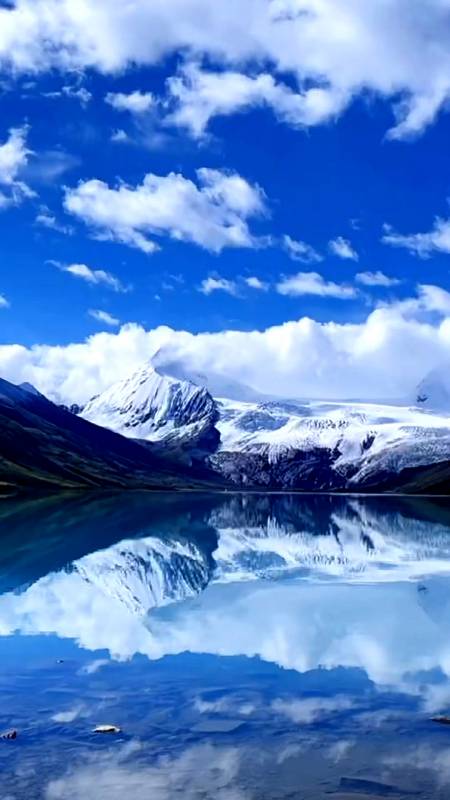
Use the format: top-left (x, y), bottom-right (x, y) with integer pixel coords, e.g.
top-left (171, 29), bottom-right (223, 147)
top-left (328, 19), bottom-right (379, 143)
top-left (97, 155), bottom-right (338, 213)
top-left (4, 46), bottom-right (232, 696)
top-left (2, 492), bottom-right (450, 798)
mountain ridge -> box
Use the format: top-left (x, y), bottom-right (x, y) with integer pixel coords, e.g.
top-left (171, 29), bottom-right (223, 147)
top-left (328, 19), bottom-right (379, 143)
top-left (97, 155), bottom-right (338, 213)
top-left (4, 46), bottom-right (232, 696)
top-left (4, 361), bottom-right (450, 494)
top-left (0, 376), bottom-right (220, 493)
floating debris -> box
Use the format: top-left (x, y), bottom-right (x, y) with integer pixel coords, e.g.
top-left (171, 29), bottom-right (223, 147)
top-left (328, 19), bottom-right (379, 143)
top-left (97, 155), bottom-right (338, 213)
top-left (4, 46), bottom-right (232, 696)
top-left (1, 730), bottom-right (17, 740)
top-left (93, 725), bottom-right (121, 734)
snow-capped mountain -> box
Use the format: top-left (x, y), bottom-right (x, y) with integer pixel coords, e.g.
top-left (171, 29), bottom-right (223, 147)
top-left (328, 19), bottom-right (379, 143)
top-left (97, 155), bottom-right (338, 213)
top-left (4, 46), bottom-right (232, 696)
top-left (5, 496), bottom-right (450, 664)
top-left (72, 357), bottom-right (450, 491)
top-left (210, 496), bottom-right (450, 584)
top-left (81, 363), bottom-right (219, 460)
top-left (73, 534), bottom-right (213, 615)
top-left (212, 394), bottom-right (450, 489)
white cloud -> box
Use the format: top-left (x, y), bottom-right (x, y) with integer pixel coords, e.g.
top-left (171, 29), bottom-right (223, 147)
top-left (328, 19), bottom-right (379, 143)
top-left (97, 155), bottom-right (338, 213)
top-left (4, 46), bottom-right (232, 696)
top-left (272, 696), bottom-right (354, 724)
top-left (327, 740), bottom-right (355, 763)
top-left (282, 235), bottom-right (322, 264)
top-left (62, 85), bottom-right (92, 106)
top-left (64, 168), bottom-right (267, 254)
top-left (79, 658), bottom-right (109, 675)
top-left (384, 744), bottom-right (450, 788)
top-left (165, 62), bottom-right (346, 138)
top-left (105, 90), bottom-right (154, 114)
top-left (245, 276), bottom-right (268, 291)
top-left (88, 309), bottom-right (120, 327)
top-left (0, 294), bottom-right (10, 308)
top-left (328, 236), bottom-right (359, 261)
top-left (25, 149), bottom-right (78, 184)
top-left (1, 2), bottom-right (450, 138)
top-left (382, 219), bottom-right (450, 258)
top-left (51, 706), bottom-right (85, 724)
top-left (355, 271), bottom-right (400, 287)
top-left (110, 129), bottom-right (129, 143)
top-left (200, 277), bottom-right (238, 296)
top-left (45, 743), bottom-right (245, 800)
top-left (276, 271), bottom-right (357, 299)
top-left (194, 697), bottom-right (255, 716)
top-left (35, 206), bottom-right (73, 235)
top-left (58, 263), bottom-right (129, 293)
top-left (4, 285), bottom-right (450, 405)
top-left (421, 683), bottom-right (450, 715)
top-left (0, 126), bottom-right (30, 184)
top-left (0, 126), bottom-right (33, 206)
top-left (416, 284), bottom-right (450, 315)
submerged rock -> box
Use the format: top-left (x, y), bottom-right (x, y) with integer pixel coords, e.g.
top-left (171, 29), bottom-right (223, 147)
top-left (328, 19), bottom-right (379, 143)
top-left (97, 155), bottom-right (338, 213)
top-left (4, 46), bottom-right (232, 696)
top-left (93, 724), bottom-right (121, 734)
top-left (1, 729), bottom-right (17, 740)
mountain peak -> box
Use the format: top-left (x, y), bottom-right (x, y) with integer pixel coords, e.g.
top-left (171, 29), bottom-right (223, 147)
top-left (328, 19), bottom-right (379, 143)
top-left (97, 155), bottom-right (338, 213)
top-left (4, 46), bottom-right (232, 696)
top-left (80, 361), bottom-right (220, 459)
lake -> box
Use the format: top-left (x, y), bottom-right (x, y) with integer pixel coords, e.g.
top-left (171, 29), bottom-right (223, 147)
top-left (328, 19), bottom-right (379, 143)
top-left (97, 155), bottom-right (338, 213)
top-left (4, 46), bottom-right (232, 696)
top-left (2, 491), bottom-right (450, 798)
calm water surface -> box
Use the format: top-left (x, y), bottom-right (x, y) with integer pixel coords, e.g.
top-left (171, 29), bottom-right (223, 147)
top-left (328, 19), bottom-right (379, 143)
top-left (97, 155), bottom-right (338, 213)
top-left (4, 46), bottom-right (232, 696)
top-left (2, 492), bottom-right (450, 798)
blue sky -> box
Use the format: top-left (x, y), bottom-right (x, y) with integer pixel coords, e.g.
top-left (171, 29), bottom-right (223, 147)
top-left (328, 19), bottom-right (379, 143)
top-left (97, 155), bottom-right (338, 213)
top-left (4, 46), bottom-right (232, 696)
top-left (3, 79), bottom-right (450, 346)
top-left (2, 1), bottom-right (450, 402)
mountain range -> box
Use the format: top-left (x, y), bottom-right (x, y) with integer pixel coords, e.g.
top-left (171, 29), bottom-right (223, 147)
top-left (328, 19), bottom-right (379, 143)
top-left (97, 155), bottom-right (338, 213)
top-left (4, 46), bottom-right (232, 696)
top-left (2, 359), bottom-right (450, 493)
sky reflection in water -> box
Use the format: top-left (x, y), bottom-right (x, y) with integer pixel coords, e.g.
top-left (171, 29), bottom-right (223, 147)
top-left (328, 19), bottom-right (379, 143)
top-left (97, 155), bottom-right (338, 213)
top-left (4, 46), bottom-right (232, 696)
top-left (2, 492), bottom-right (450, 798)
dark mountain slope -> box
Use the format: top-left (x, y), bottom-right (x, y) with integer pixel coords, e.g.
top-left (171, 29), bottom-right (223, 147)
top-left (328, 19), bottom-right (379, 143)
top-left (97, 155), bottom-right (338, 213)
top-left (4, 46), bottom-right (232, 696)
top-left (0, 378), bottom-right (218, 492)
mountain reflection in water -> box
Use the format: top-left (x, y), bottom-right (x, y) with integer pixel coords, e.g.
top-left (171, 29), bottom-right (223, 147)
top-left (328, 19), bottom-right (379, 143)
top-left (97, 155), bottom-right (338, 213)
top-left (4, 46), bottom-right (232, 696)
top-left (2, 492), bottom-right (450, 798)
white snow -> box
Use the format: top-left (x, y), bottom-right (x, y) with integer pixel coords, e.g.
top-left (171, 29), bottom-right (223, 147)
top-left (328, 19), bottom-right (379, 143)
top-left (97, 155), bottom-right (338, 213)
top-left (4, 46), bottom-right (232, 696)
top-left (216, 395), bottom-right (450, 477)
top-left (78, 358), bottom-right (450, 481)
top-left (81, 362), bottom-right (215, 444)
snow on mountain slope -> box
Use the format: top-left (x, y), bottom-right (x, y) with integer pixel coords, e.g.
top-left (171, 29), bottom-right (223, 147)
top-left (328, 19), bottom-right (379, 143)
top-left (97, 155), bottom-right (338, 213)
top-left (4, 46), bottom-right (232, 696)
top-left (73, 535), bottom-right (212, 615)
top-left (210, 499), bottom-right (450, 584)
top-left (215, 395), bottom-right (450, 481)
top-left (81, 363), bottom-right (219, 455)
top-left (76, 357), bottom-right (450, 488)
top-left (6, 498), bottom-right (450, 664)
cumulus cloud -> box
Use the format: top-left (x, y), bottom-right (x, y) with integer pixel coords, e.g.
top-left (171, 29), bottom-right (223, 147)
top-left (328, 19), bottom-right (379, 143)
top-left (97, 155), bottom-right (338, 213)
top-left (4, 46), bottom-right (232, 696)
top-left (245, 276), bottom-right (268, 291)
top-left (165, 62), bottom-right (346, 137)
top-left (56, 262), bottom-right (129, 293)
top-left (88, 309), bottom-right (120, 327)
top-left (1, 2), bottom-right (450, 138)
top-left (382, 219), bottom-right (450, 258)
top-left (282, 234), bottom-right (322, 264)
top-left (355, 271), bottom-right (400, 287)
top-left (0, 294), bottom-right (10, 308)
top-left (64, 168), bottom-right (267, 254)
top-left (199, 276), bottom-right (238, 296)
top-left (4, 285), bottom-right (450, 405)
top-left (276, 271), bottom-right (357, 299)
top-left (328, 236), bottom-right (359, 261)
top-left (105, 90), bottom-right (154, 114)
top-left (0, 126), bottom-right (34, 206)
